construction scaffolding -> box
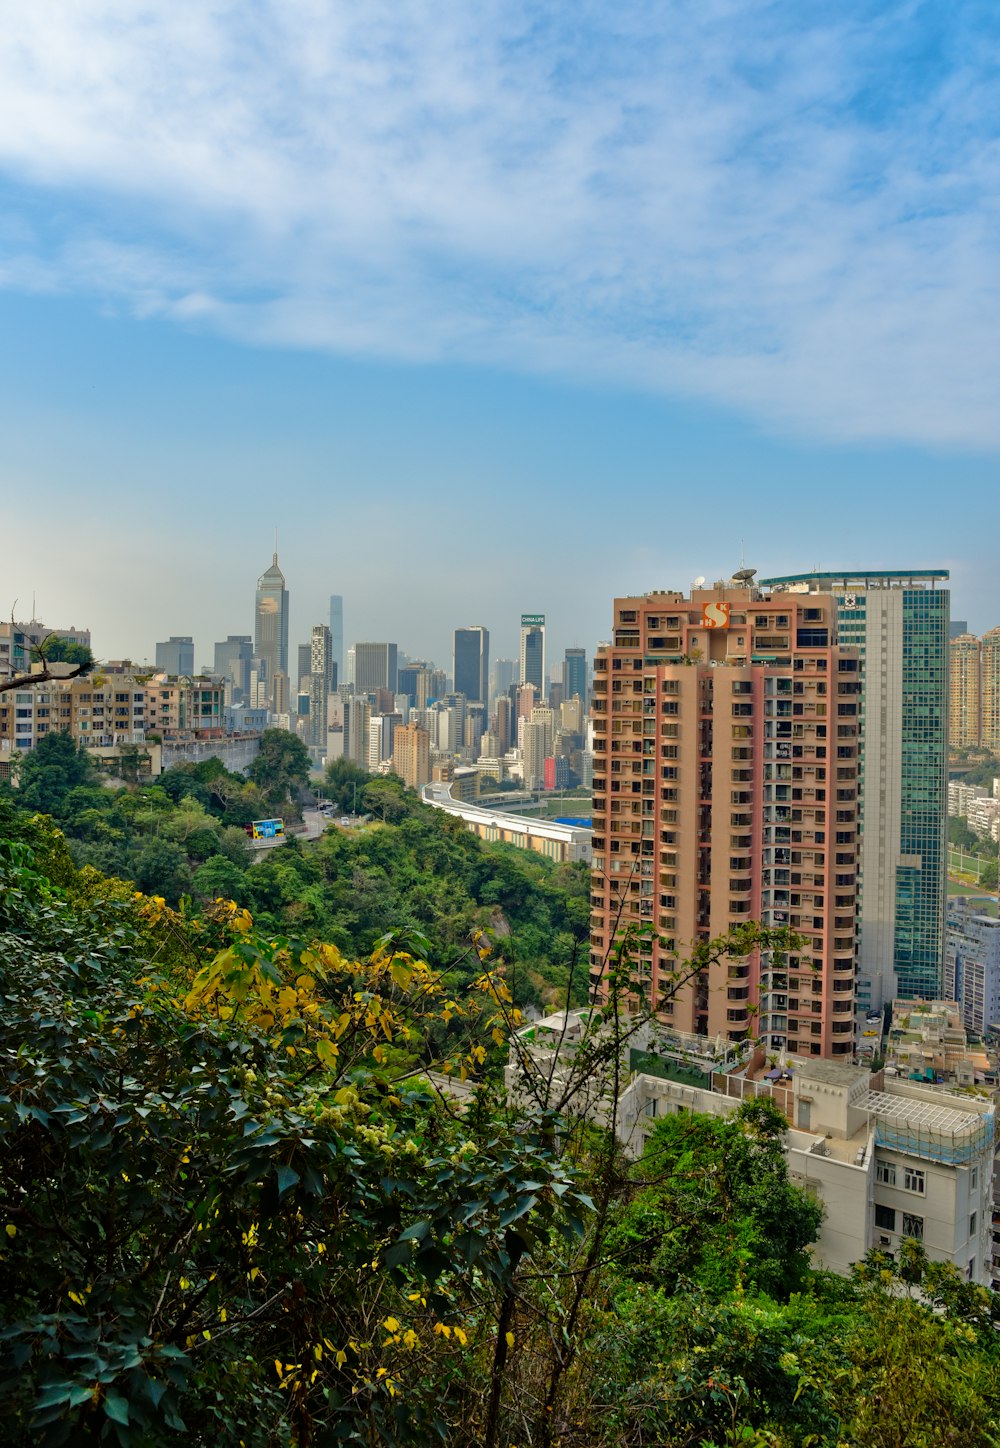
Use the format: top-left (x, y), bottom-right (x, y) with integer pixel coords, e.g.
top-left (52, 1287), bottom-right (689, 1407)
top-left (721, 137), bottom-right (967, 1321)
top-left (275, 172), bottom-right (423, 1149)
top-left (862, 1091), bottom-right (994, 1166)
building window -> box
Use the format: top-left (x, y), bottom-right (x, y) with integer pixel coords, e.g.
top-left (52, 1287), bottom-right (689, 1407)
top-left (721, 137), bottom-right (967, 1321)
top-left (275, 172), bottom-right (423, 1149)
top-left (901, 1213), bottom-right (924, 1240)
top-left (874, 1204), bottom-right (895, 1231)
top-left (876, 1161), bottom-right (896, 1187)
top-left (969, 1212), bottom-right (977, 1236)
top-left (903, 1167), bottom-right (925, 1195)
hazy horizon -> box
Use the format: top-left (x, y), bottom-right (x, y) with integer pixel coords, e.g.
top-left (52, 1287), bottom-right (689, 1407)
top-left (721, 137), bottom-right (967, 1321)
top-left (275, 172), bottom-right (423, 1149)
top-left (2, 2), bottom-right (996, 668)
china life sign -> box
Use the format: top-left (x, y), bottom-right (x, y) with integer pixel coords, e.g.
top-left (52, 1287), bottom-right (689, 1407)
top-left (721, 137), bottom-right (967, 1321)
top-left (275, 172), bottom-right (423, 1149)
top-left (702, 601), bottom-right (731, 629)
top-left (521, 614), bottom-right (545, 627)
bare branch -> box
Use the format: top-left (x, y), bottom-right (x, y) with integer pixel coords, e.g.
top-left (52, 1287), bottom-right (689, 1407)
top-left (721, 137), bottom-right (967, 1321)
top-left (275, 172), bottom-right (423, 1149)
top-left (0, 607), bottom-right (95, 694)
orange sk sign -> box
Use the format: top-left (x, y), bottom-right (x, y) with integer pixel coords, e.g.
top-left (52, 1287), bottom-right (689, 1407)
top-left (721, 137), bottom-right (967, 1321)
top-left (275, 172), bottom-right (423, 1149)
top-left (702, 601), bottom-right (730, 629)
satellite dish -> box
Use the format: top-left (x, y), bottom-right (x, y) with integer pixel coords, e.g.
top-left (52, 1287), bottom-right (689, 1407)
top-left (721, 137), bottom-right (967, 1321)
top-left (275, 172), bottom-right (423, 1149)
top-left (732, 566), bottom-right (757, 583)
top-left (693, 576), bottom-right (706, 588)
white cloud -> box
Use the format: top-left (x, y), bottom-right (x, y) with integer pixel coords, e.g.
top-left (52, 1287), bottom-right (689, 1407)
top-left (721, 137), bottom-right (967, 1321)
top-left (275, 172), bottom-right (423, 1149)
top-left (0, 0), bottom-right (997, 445)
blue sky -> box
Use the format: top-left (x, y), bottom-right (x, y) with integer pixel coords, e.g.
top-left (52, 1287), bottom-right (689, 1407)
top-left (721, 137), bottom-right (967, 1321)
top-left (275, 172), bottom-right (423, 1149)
top-left (1, 0), bottom-right (997, 669)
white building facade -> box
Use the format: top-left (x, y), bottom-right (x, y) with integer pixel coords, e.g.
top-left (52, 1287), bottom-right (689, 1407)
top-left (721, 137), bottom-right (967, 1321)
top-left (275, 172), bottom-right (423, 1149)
top-left (945, 899), bottom-right (1000, 1036)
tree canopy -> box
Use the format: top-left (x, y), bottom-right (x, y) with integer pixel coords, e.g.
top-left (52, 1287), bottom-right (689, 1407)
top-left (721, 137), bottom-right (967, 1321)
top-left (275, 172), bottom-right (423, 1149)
top-left (2, 749), bottom-right (999, 1445)
top-left (1, 738), bottom-right (592, 1011)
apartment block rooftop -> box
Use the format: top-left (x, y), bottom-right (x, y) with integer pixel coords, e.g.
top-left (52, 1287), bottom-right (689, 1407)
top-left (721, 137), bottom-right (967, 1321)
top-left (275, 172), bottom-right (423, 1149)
top-left (759, 569), bottom-right (949, 589)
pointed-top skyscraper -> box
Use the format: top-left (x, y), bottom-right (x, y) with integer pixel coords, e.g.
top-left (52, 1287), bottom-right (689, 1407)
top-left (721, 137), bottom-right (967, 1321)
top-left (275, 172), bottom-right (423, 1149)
top-left (255, 551), bottom-right (289, 685)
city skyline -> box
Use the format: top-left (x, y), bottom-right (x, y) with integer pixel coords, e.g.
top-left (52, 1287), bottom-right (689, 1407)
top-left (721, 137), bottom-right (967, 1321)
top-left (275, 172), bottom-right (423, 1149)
top-left (0, 4), bottom-right (997, 668)
top-left (9, 548), bottom-right (1000, 691)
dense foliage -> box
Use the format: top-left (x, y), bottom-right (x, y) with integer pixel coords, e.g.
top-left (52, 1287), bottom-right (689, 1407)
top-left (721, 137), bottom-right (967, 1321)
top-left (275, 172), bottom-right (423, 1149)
top-left (952, 753), bottom-right (1000, 791)
top-left (0, 835), bottom-right (588, 1445)
top-left (2, 743), bottom-right (1000, 1445)
top-left (605, 1097), bottom-right (823, 1299)
top-left (1, 734), bottom-right (591, 1009)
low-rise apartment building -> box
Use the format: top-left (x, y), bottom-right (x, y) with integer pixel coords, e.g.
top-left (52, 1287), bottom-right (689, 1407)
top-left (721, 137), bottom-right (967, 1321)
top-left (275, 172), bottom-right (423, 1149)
top-left (0, 670), bottom-right (226, 759)
top-left (0, 675), bottom-right (148, 753)
top-left (143, 674), bottom-right (225, 738)
top-left (0, 620), bottom-right (92, 685)
top-left (508, 1012), bottom-right (997, 1287)
top-left (945, 905), bottom-right (1000, 1037)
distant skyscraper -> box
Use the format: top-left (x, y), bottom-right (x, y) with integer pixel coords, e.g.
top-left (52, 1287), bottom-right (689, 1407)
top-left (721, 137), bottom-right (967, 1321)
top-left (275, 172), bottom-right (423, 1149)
top-left (214, 635), bottom-right (253, 702)
top-left (271, 670), bottom-right (290, 719)
top-left (393, 722), bottom-right (431, 790)
top-left (494, 696), bottom-right (513, 754)
top-left (404, 666), bottom-right (444, 707)
top-left (297, 643), bottom-right (313, 691)
top-left (761, 569), bottom-right (949, 1008)
top-left (156, 636), bottom-right (194, 675)
top-left (354, 642), bottom-right (398, 695)
top-left (397, 665), bottom-right (420, 706)
top-left (429, 699), bottom-right (464, 754)
top-left (454, 626), bottom-right (490, 704)
top-left (491, 658), bottom-right (516, 700)
top-left (522, 719), bottom-right (548, 791)
top-left (311, 625), bottom-right (334, 691)
top-left (530, 704), bottom-right (555, 759)
top-left (368, 712), bottom-right (402, 770)
top-left (255, 552), bottom-right (289, 685)
top-left (520, 614), bottom-right (545, 692)
top-left (462, 704), bottom-right (487, 758)
top-left (329, 596), bottom-right (344, 683)
top-left (949, 633), bottom-right (982, 749)
top-left (560, 696), bottom-right (584, 736)
top-left (249, 659), bottom-right (270, 710)
top-left (325, 694), bottom-right (347, 762)
top-left (563, 647), bottom-right (587, 704)
top-left (308, 624), bottom-right (334, 750)
top-left (950, 620), bottom-right (969, 640)
top-left (346, 697), bottom-right (371, 767)
top-left (981, 628), bottom-right (1000, 755)
top-left (516, 682), bottom-right (537, 719)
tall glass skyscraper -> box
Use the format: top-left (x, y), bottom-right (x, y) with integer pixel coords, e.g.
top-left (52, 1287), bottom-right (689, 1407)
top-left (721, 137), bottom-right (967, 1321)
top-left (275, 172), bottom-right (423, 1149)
top-left (214, 635), bottom-right (253, 702)
top-left (155, 636), bottom-right (194, 676)
top-left (354, 642), bottom-right (398, 695)
top-left (254, 552), bottom-right (289, 683)
top-left (329, 595), bottom-right (344, 686)
top-left (453, 625), bottom-right (489, 704)
top-left (519, 614), bottom-right (545, 693)
top-left (307, 623), bottom-right (334, 750)
top-left (563, 647), bottom-right (587, 704)
top-left (761, 570), bottom-right (949, 1009)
